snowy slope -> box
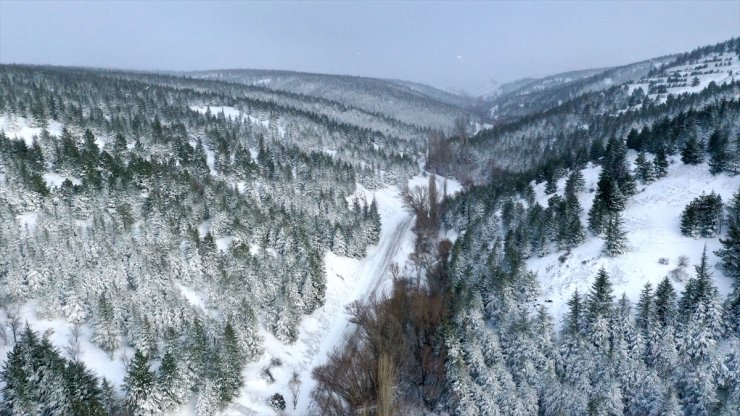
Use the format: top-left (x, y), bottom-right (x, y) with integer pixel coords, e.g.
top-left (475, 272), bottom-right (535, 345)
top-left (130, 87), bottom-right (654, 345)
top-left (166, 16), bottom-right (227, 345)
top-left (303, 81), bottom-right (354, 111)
top-left (627, 51), bottom-right (739, 102)
top-left (527, 153), bottom-right (737, 324)
top-left (0, 114), bottom-right (64, 146)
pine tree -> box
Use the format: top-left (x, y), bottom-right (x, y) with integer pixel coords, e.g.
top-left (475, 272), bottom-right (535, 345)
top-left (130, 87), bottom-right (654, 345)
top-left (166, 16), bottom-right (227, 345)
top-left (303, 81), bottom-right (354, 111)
top-left (195, 379), bottom-right (221, 416)
top-left (588, 199), bottom-right (606, 236)
top-left (716, 190), bottom-right (740, 282)
top-left (564, 290), bottom-right (584, 336)
top-left (123, 350), bottom-right (157, 415)
top-left (634, 151), bottom-right (655, 184)
top-left (678, 247), bottom-right (720, 323)
top-left (707, 130), bottom-right (729, 175)
top-left (155, 351), bottom-right (180, 410)
top-left (681, 192), bottom-right (723, 238)
top-left (603, 137), bottom-right (636, 196)
top-left (635, 283), bottom-right (654, 336)
top-left (91, 295), bottom-right (119, 357)
top-left (588, 170), bottom-right (626, 236)
top-left (565, 169), bottom-right (585, 194)
top-left (654, 277), bottom-right (677, 328)
top-left (721, 185), bottom-right (740, 329)
top-left (653, 146), bottom-right (669, 178)
top-left (367, 197), bottom-right (381, 244)
top-left (100, 378), bottom-right (122, 415)
top-left (681, 134), bottom-right (704, 165)
top-left (217, 322), bottom-right (244, 404)
top-left (587, 268), bottom-right (615, 325)
top-left (0, 340), bottom-right (35, 415)
top-left (602, 211), bottom-right (628, 256)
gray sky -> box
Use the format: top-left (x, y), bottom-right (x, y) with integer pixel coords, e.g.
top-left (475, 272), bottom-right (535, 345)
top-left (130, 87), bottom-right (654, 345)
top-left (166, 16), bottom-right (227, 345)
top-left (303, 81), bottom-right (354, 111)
top-left (1, 1), bottom-right (738, 94)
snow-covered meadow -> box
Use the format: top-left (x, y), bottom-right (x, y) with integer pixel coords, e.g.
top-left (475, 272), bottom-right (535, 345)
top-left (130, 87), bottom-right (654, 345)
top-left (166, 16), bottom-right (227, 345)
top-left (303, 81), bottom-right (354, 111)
top-left (528, 152), bottom-right (737, 324)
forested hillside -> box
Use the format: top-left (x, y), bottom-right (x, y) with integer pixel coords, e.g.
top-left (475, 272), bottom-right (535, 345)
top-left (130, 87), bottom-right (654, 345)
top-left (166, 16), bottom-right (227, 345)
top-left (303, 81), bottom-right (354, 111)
top-left (310, 38), bottom-right (740, 416)
top-left (0, 38), bottom-right (738, 416)
top-left (186, 69), bottom-right (475, 132)
top-left (439, 40), bottom-right (740, 415)
top-left (0, 64), bottom-right (469, 414)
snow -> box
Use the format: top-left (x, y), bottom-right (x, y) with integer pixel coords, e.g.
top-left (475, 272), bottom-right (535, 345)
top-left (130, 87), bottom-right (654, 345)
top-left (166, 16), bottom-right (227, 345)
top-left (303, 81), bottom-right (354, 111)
top-left (198, 220), bottom-right (212, 239)
top-left (0, 114), bottom-right (64, 146)
top-left (190, 105), bottom-right (286, 138)
top-left (42, 172), bottom-right (81, 188)
top-left (16, 212), bottom-right (39, 232)
top-left (627, 51), bottom-right (738, 102)
top-left (216, 236), bottom-right (235, 252)
top-left (473, 122), bottom-right (493, 135)
top-left (527, 154), bottom-right (737, 325)
top-left (252, 78), bottom-right (272, 86)
top-left (205, 147), bottom-right (217, 175)
top-left (177, 283), bottom-right (207, 312)
top-left (0, 303), bottom-right (130, 389)
top-left (408, 171), bottom-right (463, 197)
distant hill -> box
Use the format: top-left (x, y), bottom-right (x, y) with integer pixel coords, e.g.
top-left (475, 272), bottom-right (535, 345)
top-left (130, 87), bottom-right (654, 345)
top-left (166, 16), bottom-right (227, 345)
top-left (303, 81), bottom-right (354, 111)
top-left (480, 56), bottom-right (677, 123)
top-left (185, 69), bottom-right (476, 132)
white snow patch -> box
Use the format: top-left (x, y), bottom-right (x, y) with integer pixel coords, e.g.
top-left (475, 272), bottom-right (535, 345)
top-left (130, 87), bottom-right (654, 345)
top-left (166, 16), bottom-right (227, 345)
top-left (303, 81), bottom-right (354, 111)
top-left (177, 283), bottom-right (207, 312)
top-left (0, 114), bottom-right (64, 146)
top-left (198, 220), bottom-right (212, 239)
top-left (216, 236), bottom-right (235, 252)
top-left (43, 172), bottom-right (81, 188)
top-left (16, 212), bottom-right (38, 232)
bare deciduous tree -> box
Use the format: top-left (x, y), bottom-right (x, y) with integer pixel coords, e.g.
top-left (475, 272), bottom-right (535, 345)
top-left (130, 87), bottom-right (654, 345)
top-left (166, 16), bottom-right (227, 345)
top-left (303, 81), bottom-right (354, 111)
top-left (289, 371), bottom-right (301, 410)
top-left (65, 322), bottom-right (83, 361)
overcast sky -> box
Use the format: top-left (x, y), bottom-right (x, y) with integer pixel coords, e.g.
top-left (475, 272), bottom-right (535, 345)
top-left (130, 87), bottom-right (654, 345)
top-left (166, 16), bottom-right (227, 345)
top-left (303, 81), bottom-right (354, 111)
top-left (1, 1), bottom-right (738, 93)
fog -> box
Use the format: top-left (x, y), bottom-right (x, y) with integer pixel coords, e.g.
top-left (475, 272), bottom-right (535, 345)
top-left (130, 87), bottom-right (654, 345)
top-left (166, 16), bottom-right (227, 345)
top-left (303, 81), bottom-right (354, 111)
top-left (1, 0), bottom-right (737, 93)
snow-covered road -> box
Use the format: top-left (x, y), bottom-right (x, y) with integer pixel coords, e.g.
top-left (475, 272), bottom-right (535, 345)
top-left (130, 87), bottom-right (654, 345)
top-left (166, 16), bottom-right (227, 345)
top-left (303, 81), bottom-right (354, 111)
top-left (226, 173), bottom-right (461, 415)
top-left (227, 184), bottom-right (417, 415)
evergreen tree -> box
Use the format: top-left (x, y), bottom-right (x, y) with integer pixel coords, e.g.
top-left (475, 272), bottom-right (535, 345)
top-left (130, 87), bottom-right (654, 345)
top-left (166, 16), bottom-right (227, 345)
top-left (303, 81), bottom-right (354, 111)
top-left (634, 151), bottom-right (656, 183)
top-left (707, 130), bottom-right (729, 175)
top-left (680, 133), bottom-right (704, 165)
top-left (602, 212), bottom-right (628, 256)
top-left (603, 137), bottom-right (636, 196)
top-left (123, 350), bottom-right (157, 415)
top-left (217, 322), bottom-right (244, 404)
top-left (716, 190), bottom-right (740, 282)
top-left (564, 289), bottom-right (584, 336)
top-left (635, 283), bottom-right (654, 336)
top-left (680, 192), bottom-right (723, 238)
top-left (653, 146), bottom-right (669, 178)
top-left (654, 277), bottom-right (677, 328)
top-left (586, 268), bottom-right (615, 326)
top-left (588, 170), bottom-right (626, 236)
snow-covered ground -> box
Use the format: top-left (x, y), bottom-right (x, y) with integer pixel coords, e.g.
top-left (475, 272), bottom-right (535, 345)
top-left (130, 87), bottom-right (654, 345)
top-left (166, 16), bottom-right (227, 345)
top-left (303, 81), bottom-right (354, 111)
top-left (190, 105), bottom-right (285, 139)
top-left (627, 51), bottom-right (738, 101)
top-left (0, 114), bottom-right (64, 146)
top-left (527, 153), bottom-right (737, 324)
top-left (0, 114), bottom-right (83, 189)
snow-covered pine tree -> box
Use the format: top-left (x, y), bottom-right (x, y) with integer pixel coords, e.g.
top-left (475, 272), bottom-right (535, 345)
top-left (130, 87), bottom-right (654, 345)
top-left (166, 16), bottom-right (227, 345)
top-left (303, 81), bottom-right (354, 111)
top-left (681, 133), bottom-right (704, 165)
top-left (653, 146), bottom-right (669, 178)
top-left (602, 211), bottom-right (628, 256)
top-left (123, 350), bottom-right (158, 415)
